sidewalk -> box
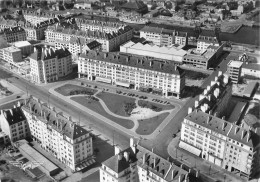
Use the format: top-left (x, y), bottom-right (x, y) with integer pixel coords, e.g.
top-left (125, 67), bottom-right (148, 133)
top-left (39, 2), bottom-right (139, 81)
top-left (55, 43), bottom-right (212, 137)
top-left (167, 136), bottom-right (245, 182)
top-left (48, 81), bottom-right (182, 142)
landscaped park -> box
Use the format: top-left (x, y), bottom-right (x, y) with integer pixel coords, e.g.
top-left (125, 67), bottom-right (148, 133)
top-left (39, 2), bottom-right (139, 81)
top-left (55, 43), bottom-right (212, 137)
top-left (53, 83), bottom-right (179, 135)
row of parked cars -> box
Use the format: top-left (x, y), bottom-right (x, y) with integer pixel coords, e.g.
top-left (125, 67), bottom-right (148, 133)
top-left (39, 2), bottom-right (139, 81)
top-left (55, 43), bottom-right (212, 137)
top-left (152, 99), bottom-right (170, 105)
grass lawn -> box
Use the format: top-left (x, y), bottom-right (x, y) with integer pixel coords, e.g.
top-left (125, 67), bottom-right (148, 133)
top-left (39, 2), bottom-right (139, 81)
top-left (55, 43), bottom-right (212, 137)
top-left (71, 96), bottom-right (134, 129)
top-left (96, 92), bottom-right (136, 117)
top-left (136, 113), bottom-right (169, 135)
top-left (54, 84), bottom-right (97, 96)
top-left (138, 100), bottom-right (175, 111)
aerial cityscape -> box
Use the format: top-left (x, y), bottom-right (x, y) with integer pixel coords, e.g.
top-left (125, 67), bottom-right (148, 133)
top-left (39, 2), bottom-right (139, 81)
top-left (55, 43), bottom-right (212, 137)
top-left (0, 0), bottom-right (259, 182)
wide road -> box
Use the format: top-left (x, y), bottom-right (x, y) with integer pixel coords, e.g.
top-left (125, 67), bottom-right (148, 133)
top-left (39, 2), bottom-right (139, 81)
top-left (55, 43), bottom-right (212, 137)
top-left (1, 51), bottom-right (230, 166)
top-left (6, 75), bottom-right (131, 149)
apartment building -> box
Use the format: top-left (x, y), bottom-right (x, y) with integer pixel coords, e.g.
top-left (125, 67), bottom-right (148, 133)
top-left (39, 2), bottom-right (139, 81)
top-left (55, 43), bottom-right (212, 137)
top-left (242, 63), bottom-right (260, 79)
top-left (21, 97), bottom-right (94, 171)
top-left (174, 31), bottom-right (188, 46)
top-left (0, 46), bottom-right (22, 65)
top-left (45, 25), bottom-right (133, 52)
top-left (140, 26), bottom-right (174, 47)
top-left (100, 138), bottom-right (199, 182)
top-left (13, 41), bottom-right (33, 56)
top-left (120, 41), bottom-right (186, 62)
top-left (0, 27), bottom-right (26, 43)
top-left (183, 44), bottom-right (224, 69)
top-left (0, 104), bottom-right (30, 143)
top-left (227, 60), bottom-right (243, 83)
top-left (75, 18), bottom-right (126, 34)
top-left (140, 26), bottom-right (188, 47)
top-left (197, 34), bottom-right (219, 51)
top-left (193, 71), bottom-right (232, 118)
top-left (180, 109), bottom-right (260, 178)
top-left (78, 50), bottom-right (185, 98)
top-left (55, 37), bottom-right (86, 56)
top-left (23, 10), bottom-right (59, 25)
top-left (29, 46), bottom-right (72, 84)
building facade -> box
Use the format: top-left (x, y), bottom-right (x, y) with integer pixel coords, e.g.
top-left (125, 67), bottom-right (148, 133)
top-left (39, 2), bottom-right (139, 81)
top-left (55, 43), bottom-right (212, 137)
top-left (75, 18), bottom-right (126, 34)
top-left (13, 41), bottom-right (34, 56)
top-left (29, 46), bottom-right (72, 84)
top-left (23, 10), bottom-right (58, 25)
top-left (78, 50), bottom-right (185, 98)
top-left (242, 63), bottom-right (260, 79)
top-left (180, 109), bottom-right (260, 179)
top-left (22, 97), bottom-right (93, 171)
top-left (227, 60), bottom-right (243, 83)
top-left (120, 41), bottom-right (186, 62)
top-left (193, 72), bottom-right (232, 118)
top-left (0, 46), bottom-right (22, 65)
top-left (183, 44), bottom-right (224, 69)
top-left (100, 138), bottom-right (199, 182)
top-left (0, 104), bottom-right (30, 143)
top-left (45, 25), bottom-right (133, 52)
top-left (197, 34), bottom-right (219, 52)
top-left (0, 27), bottom-right (26, 43)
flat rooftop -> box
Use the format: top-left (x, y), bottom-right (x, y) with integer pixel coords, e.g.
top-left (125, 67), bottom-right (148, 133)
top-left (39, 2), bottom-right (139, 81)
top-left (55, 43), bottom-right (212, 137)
top-left (18, 141), bottom-right (59, 174)
top-left (3, 46), bottom-right (21, 53)
top-left (228, 60), bottom-right (243, 68)
top-left (14, 41), bottom-right (31, 48)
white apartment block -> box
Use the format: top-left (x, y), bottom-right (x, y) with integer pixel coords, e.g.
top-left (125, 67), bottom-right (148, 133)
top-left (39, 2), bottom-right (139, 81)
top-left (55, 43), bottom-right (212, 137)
top-left (100, 138), bottom-right (199, 182)
top-left (45, 25), bottom-right (133, 52)
top-left (197, 35), bottom-right (219, 51)
top-left (140, 26), bottom-right (173, 47)
top-left (78, 51), bottom-right (185, 98)
top-left (227, 60), bottom-right (243, 83)
top-left (0, 104), bottom-right (30, 143)
top-left (140, 26), bottom-right (188, 47)
top-left (21, 97), bottom-right (94, 171)
top-left (29, 46), bottom-right (72, 84)
top-left (75, 18), bottom-right (126, 34)
top-left (180, 109), bottom-right (260, 179)
top-left (55, 37), bottom-right (86, 56)
top-left (0, 46), bottom-right (22, 65)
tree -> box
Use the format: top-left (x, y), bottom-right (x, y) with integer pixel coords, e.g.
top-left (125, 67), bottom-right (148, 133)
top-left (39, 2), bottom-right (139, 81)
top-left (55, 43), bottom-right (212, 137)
top-left (165, 2), bottom-right (172, 10)
top-left (175, 5), bottom-right (181, 12)
top-left (151, 3), bottom-right (157, 10)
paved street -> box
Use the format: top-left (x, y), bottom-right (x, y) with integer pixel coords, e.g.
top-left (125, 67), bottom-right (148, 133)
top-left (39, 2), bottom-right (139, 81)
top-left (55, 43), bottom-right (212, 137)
top-left (0, 52), bottom-right (232, 181)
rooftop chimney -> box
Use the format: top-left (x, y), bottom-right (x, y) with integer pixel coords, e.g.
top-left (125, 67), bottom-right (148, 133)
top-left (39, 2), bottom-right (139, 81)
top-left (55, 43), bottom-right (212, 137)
top-left (241, 130), bottom-right (245, 139)
top-left (195, 100), bottom-right (199, 108)
top-left (118, 153), bottom-right (123, 161)
top-left (142, 153), bottom-right (146, 164)
top-left (235, 126), bottom-right (239, 134)
top-left (9, 109), bottom-right (13, 116)
top-left (124, 152), bottom-right (129, 162)
top-left (247, 132), bottom-right (251, 142)
top-left (218, 71), bottom-right (222, 77)
top-left (115, 146), bottom-right (121, 155)
top-left (188, 107), bottom-right (193, 114)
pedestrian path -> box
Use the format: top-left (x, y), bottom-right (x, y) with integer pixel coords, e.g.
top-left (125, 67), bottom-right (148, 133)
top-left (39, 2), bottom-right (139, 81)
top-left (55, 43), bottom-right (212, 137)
top-left (49, 81), bottom-right (181, 141)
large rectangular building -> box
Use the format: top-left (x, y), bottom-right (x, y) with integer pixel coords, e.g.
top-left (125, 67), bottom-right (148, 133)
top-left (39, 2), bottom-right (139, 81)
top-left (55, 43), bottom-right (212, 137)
top-left (183, 44), bottom-right (224, 70)
top-left (78, 50), bottom-right (185, 98)
top-left (197, 34), bottom-right (219, 52)
top-left (100, 138), bottom-right (199, 182)
top-left (29, 46), bottom-right (72, 84)
top-left (120, 41), bottom-right (187, 62)
top-left (45, 25), bottom-right (133, 52)
top-left (180, 109), bottom-right (260, 179)
top-left (21, 97), bottom-right (94, 172)
top-left (0, 46), bottom-right (22, 65)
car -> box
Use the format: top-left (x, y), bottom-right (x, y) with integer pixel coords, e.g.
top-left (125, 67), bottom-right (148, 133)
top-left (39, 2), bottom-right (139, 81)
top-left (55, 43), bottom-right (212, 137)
top-left (16, 96), bottom-right (20, 98)
top-left (172, 134), bottom-right (177, 138)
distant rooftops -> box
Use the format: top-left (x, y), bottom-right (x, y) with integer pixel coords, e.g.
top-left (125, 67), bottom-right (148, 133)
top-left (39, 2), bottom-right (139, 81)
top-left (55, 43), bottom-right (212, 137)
top-left (0, 26), bottom-right (25, 34)
top-left (80, 50), bottom-right (184, 75)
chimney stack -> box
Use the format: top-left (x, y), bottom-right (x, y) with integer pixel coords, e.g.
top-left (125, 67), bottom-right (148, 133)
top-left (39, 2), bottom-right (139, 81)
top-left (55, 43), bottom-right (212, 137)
top-left (142, 153), bottom-right (146, 164)
top-left (115, 146), bottom-right (121, 155)
top-left (188, 107), bottom-right (193, 114)
top-left (124, 152), bottom-right (129, 162)
top-left (9, 109), bottom-right (13, 116)
top-left (247, 132), bottom-right (250, 142)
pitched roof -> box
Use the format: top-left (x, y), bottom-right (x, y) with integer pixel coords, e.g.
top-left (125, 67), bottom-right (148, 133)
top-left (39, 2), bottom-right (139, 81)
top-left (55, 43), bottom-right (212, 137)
top-left (80, 50), bottom-right (184, 75)
top-left (103, 147), bottom-right (138, 173)
top-left (86, 40), bottom-right (102, 50)
top-left (21, 97), bottom-right (88, 141)
top-left (186, 110), bottom-right (260, 148)
top-left (121, 0), bottom-right (147, 10)
top-left (29, 46), bottom-right (71, 61)
top-left (1, 107), bottom-right (26, 126)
